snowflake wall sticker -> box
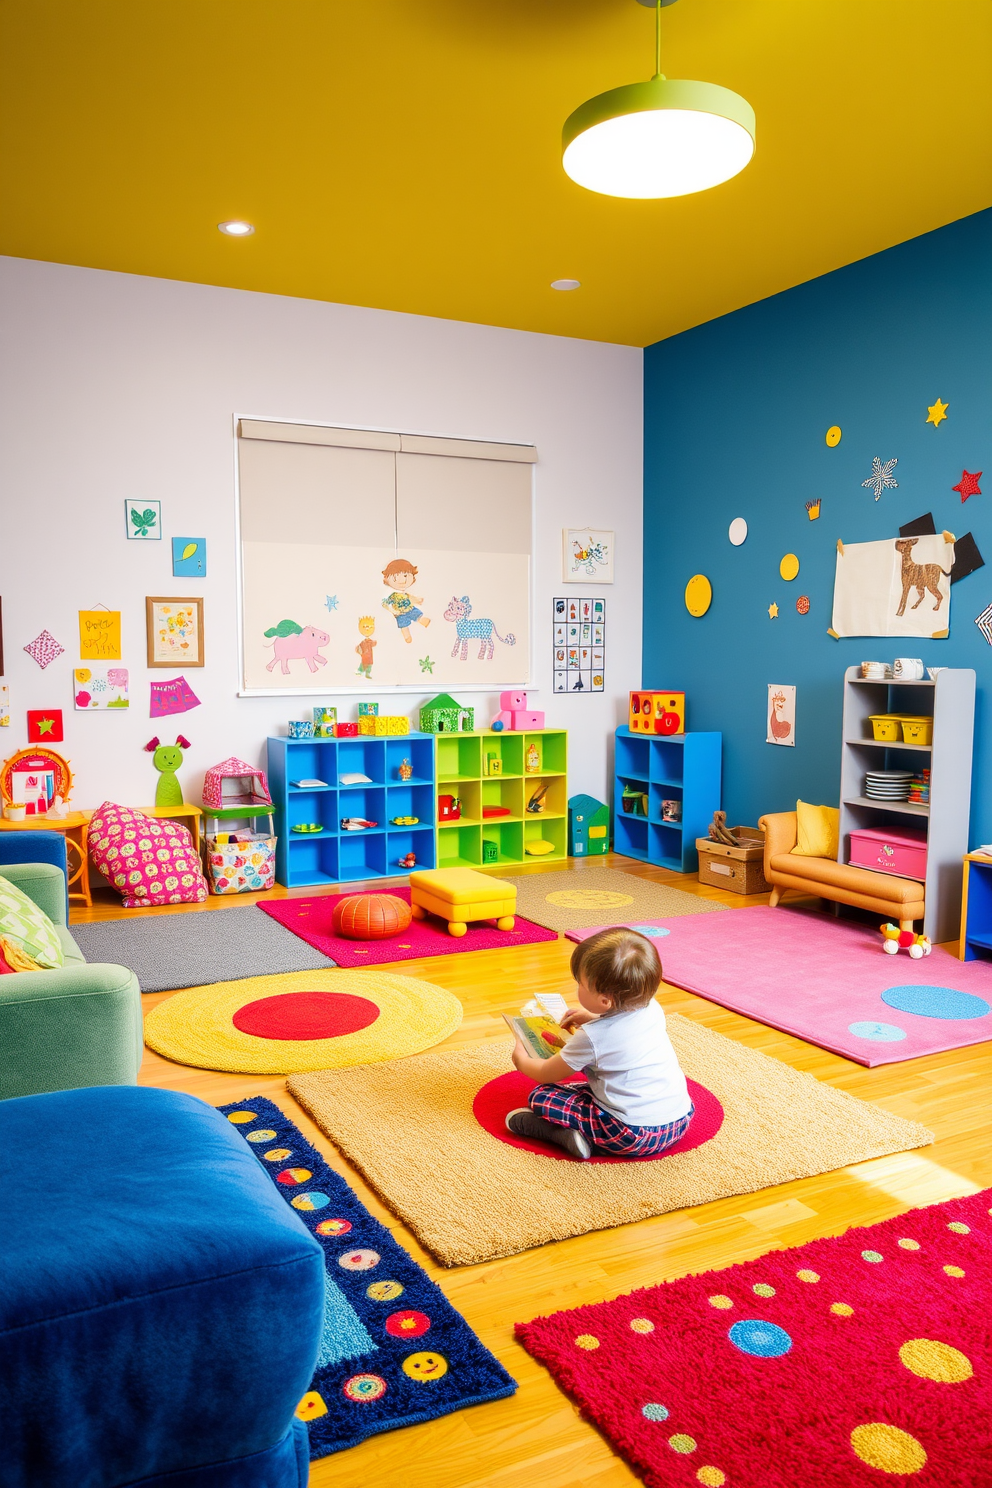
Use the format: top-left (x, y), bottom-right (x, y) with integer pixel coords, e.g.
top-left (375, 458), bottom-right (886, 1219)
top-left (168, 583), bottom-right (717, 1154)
top-left (862, 456), bottom-right (899, 501)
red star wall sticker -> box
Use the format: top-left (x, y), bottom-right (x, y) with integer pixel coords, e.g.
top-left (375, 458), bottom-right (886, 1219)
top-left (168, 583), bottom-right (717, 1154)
top-left (953, 469), bottom-right (982, 502)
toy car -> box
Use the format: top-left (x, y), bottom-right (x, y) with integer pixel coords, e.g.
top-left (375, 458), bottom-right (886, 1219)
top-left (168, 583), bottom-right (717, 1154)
top-left (390, 815), bottom-right (419, 826)
top-left (341, 818), bottom-right (377, 831)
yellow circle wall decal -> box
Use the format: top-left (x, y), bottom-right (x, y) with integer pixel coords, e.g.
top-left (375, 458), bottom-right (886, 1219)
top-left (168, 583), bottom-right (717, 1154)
top-left (826, 425), bottom-right (842, 446)
top-left (685, 574), bottom-right (712, 617)
top-left (779, 553), bottom-right (800, 581)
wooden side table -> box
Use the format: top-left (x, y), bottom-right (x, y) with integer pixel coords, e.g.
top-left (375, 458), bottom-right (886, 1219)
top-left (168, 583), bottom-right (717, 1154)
top-left (958, 852), bottom-right (992, 961)
top-left (0, 812), bottom-right (92, 907)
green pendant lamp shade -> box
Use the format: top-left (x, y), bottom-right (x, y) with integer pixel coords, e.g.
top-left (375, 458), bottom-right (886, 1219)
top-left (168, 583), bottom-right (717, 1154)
top-left (562, 2), bottom-right (755, 199)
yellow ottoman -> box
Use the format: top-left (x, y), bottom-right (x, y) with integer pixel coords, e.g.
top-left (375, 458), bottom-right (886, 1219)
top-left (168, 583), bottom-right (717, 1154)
top-left (409, 868), bottom-right (516, 937)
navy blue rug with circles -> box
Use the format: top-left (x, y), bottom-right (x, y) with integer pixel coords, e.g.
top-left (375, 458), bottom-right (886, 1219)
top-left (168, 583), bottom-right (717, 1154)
top-left (219, 1096), bottom-right (516, 1456)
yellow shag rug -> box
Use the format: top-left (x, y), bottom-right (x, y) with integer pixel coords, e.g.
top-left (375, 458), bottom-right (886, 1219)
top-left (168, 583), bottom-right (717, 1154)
top-left (289, 1015), bottom-right (933, 1266)
top-left (143, 968), bottom-right (462, 1074)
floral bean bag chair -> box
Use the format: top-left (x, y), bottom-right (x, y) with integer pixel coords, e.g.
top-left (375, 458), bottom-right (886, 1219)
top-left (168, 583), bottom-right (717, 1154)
top-left (88, 802), bottom-right (208, 907)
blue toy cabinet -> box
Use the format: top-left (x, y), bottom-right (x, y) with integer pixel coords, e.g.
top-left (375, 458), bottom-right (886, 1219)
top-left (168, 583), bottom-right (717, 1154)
top-left (267, 732), bottom-right (437, 887)
top-left (612, 726), bottom-right (721, 872)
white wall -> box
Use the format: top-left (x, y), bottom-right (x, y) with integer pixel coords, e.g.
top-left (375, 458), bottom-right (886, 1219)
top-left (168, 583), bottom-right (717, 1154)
top-left (0, 256), bottom-right (642, 815)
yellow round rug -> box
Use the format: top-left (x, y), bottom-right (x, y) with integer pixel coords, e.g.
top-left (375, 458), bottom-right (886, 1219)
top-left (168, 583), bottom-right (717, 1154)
top-left (143, 968), bottom-right (463, 1074)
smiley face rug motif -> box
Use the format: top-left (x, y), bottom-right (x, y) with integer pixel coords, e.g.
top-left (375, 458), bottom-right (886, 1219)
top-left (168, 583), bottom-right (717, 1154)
top-left (144, 968), bottom-right (462, 1074)
top-left (221, 1098), bottom-right (515, 1457)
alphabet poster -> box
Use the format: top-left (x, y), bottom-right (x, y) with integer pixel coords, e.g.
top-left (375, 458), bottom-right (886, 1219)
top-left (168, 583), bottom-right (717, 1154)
top-left (79, 609), bottom-right (122, 660)
top-left (767, 684), bottom-right (796, 747)
top-left (553, 595), bottom-right (605, 693)
top-left (830, 534), bottom-right (954, 639)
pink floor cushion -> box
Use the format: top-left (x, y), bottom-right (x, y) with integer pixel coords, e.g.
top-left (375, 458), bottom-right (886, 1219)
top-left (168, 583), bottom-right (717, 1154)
top-left (88, 801), bottom-right (208, 908)
top-left (473, 1073), bottom-right (723, 1163)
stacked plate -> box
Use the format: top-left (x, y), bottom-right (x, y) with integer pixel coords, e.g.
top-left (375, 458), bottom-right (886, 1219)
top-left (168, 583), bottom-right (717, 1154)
top-left (864, 769), bottom-right (913, 802)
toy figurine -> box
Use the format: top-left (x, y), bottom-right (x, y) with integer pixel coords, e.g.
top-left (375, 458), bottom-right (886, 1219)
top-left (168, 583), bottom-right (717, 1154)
top-left (145, 735), bottom-right (191, 807)
top-left (526, 742), bottom-right (541, 773)
top-left (880, 922), bottom-right (932, 958)
top-left (398, 851), bottom-right (417, 869)
top-left (398, 758), bottom-right (413, 781)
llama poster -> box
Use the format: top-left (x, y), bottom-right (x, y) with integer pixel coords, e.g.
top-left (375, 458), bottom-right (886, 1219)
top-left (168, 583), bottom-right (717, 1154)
top-left (830, 533), bottom-right (954, 639)
top-left (767, 685), bottom-right (796, 747)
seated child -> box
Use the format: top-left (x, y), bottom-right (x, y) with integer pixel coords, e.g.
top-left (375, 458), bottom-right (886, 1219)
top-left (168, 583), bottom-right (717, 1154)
top-left (506, 927), bottom-right (693, 1161)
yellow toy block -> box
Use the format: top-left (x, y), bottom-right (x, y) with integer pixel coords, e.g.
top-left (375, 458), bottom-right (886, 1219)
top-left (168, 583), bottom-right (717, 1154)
top-left (358, 715), bottom-right (411, 736)
top-left (629, 691), bottom-right (685, 736)
top-left (409, 867), bottom-right (516, 937)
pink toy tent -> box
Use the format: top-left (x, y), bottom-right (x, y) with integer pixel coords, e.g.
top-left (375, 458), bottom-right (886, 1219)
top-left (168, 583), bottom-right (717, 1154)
top-left (202, 756), bottom-right (272, 810)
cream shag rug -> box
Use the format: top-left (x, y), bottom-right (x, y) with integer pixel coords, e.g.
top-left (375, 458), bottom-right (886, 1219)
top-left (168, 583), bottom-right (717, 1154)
top-left (496, 868), bottom-right (728, 932)
top-left (289, 1015), bottom-right (933, 1266)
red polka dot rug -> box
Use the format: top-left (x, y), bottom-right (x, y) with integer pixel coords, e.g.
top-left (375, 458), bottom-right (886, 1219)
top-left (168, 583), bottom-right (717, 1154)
top-left (516, 1189), bottom-right (991, 1488)
top-left (221, 1097), bottom-right (515, 1457)
top-left (143, 968), bottom-right (462, 1073)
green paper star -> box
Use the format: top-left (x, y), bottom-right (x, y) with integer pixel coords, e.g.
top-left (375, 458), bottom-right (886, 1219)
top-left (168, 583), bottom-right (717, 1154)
top-left (37, 716), bottom-right (56, 735)
top-left (419, 656), bottom-right (434, 674)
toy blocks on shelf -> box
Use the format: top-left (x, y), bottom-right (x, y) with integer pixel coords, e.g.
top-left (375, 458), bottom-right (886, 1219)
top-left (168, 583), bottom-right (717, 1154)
top-left (334, 722), bottom-right (359, 737)
top-left (312, 706), bottom-right (337, 738)
top-left (629, 691), bottom-right (685, 736)
top-left (492, 690), bottom-right (545, 730)
top-left (358, 715), bottom-right (410, 737)
top-left (358, 702), bottom-right (379, 716)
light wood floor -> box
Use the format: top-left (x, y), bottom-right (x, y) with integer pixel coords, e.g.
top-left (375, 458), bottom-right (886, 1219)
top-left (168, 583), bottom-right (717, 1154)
top-left (72, 856), bottom-right (992, 1488)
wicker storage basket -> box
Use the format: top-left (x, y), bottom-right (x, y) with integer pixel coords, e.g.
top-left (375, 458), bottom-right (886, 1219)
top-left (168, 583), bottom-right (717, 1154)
top-left (695, 826), bottom-right (769, 895)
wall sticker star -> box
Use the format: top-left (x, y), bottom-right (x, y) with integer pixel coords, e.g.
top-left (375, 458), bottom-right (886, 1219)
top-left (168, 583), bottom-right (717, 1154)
top-left (324, 595), bottom-right (338, 612)
top-left (36, 715), bottom-right (57, 735)
top-left (768, 602), bottom-right (779, 619)
top-left (862, 456), bottom-right (899, 500)
top-left (926, 398), bottom-right (949, 428)
top-left (418, 655), bottom-right (435, 674)
top-left (953, 469), bottom-right (982, 502)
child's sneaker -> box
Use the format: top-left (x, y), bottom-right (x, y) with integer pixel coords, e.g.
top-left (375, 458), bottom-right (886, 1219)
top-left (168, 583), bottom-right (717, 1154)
top-left (505, 1108), bottom-right (591, 1160)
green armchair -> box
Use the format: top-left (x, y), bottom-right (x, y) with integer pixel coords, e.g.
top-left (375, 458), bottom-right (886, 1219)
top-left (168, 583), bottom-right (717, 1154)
top-left (0, 863), bottom-right (143, 1100)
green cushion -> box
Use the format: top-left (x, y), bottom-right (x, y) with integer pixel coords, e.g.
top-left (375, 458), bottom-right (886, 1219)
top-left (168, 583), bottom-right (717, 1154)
top-left (0, 873), bottom-right (65, 969)
top-left (56, 924), bottom-right (85, 968)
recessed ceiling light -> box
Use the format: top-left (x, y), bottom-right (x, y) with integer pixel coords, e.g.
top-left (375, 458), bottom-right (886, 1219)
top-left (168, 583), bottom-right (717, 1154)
top-left (218, 220), bottom-right (255, 236)
top-left (551, 279), bottom-right (581, 291)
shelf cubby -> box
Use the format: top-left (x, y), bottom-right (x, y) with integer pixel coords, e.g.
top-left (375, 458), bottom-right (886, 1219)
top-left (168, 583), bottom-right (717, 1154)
top-left (432, 730), bottom-right (568, 868)
top-left (612, 727), bottom-right (721, 873)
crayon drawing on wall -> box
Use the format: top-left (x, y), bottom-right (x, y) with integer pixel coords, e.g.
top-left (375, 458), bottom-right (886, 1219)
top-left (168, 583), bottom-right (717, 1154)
top-left (830, 534), bottom-right (954, 639)
top-left (74, 667), bottom-right (129, 710)
top-left (767, 685), bottom-right (796, 747)
top-left (79, 609), bottom-right (122, 661)
top-left (562, 528), bottom-right (613, 583)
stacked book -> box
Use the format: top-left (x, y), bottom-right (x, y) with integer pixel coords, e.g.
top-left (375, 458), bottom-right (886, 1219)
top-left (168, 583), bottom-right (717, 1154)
top-left (908, 769), bottom-right (931, 805)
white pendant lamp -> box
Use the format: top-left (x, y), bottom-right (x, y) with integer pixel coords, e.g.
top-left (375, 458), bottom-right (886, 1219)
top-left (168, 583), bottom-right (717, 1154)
top-left (562, 0), bottom-right (755, 200)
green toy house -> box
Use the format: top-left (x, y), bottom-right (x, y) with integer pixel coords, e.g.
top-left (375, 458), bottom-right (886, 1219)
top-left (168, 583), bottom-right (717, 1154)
top-left (568, 793), bottom-right (609, 857)
top-left (419, 693), bottom-right (475, 733)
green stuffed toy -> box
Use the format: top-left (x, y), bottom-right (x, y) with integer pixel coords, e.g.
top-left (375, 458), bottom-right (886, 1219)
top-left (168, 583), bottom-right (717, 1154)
top-left (144, 735), bottom-right (191, 807)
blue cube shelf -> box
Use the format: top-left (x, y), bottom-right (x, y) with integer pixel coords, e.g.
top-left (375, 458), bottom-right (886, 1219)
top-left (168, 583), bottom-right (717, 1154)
top-left (266, 733), bottom-right (437, 888)
top-left (612, 726), bottom-right (722, 873)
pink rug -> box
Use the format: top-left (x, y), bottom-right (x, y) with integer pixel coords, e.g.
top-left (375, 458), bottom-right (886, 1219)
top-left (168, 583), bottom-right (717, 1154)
top-left (566, 906), bottom-right (992, 1066)
top-left (260, 887), bottom-right (557, 968)
top-left (516, 1188), bottom-right (991, 1488)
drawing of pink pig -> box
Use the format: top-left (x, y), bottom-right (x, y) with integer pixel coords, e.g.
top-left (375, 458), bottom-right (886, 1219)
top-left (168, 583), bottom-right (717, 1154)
top-left (263, 620), bottom-right (330, 674)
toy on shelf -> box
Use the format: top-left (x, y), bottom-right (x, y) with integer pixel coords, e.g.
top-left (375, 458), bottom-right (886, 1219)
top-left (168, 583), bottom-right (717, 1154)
top-left (486, 753), bottom-right (503, 777)
top-left (341, 817), bottom-right (377, 831)
top-left (482, 805), bottom-right (511, 818)
top-left (880, 922), bottom-right (933, 958)
top-left (629, 691), bottom-right (685, 736)
top-left (482, 839), bottom-right (498, 863)
top-left (0, 747), bottom-right (74, 817)
top-left (621, 784), bottom-right (648, 816)
top-left (391, 815), bottom-right (420, 826)
top-left (358, 702), bottom-right (379, 717)
top-left (358, 714), bottom-right (410, 736)
top-left (568, 794), bottom-right (609, 857)
top-left (397, 851), bottom-right (417, 869)
top-left (292, 823), bottom-right (322, 834)
top-left (526, 742), bottom-right (541, 773)
top-left (419, 694), bottom-right (474, 733)
top-left (491, 690), bottom-right (545, 731)
top-left (525, 839), bottom-right (555, 856)
top-left (333, 893), bottom-right (412, 940)
top-left (334, 722), bottom-right (359, 737)
top-left (526, 782), bottom-right (550, 814)
top-left (398, 758), bottom-right (413, 781)
top-left (288, 720), bottom-right (315, 739)
top-left (202, 757), bottom-right (272, 811)
top-left (438, 794), bottom-right (461, 822)
top-left (145, 736), bottom-right (191, 808)
top-left (313, 706), bottom-right (337, 738)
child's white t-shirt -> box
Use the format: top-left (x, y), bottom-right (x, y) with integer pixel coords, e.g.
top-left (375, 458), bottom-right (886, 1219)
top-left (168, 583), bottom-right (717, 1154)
top-left (558, 1000), bottom-right (691, 1127)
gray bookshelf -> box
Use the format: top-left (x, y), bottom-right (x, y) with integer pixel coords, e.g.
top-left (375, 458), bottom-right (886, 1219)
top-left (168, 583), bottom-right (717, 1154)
top-left (839, 665), bottom-right (976, 943)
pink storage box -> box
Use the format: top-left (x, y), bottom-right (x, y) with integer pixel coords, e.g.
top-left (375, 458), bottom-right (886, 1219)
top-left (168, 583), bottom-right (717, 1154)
top-left (849, 825), bottom-right (927, 881)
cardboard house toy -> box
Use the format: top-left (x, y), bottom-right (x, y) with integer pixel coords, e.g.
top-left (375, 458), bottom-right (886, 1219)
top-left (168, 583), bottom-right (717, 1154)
top-left (202, 757), bottom-right (272, 810)
top-left (629, 691), bottom-right (685, 736)
top-left (568, 793), bottom-right (610, 857)
top-left (419, 694), bottom-right (475, 733)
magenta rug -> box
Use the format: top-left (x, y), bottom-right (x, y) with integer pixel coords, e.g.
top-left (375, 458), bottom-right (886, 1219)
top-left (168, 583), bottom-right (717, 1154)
top-left (516, 1188), bottom-right (991, 1488)
top-left (260, 886), bottom-right (556, 968)
top-left (566, 906), bottom-right (992, 1066)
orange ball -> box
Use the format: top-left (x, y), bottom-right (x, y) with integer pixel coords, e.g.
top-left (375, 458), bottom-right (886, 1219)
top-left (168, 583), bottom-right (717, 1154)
top-left (332, 894), bottom-right (412, 940)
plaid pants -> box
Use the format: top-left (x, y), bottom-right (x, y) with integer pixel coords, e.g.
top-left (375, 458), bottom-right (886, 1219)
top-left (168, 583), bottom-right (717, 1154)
top-left (528, 1082), bottom-right (694, 1157)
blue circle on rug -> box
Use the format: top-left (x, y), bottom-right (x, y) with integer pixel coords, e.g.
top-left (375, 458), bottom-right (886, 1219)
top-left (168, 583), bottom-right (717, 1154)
top-left (848, 1020), bottom-right (907, 1042)
top-left (728, 1320), bottom-right (792, 1358)
top-left (881, 985), bottom-right (991, 1021)
top-left (630, 924), bottom-right (670, 939)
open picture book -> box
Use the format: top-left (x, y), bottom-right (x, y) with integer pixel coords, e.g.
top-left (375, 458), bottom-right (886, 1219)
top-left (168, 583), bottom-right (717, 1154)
top-left (503, 992), bottom-right (573, 1060)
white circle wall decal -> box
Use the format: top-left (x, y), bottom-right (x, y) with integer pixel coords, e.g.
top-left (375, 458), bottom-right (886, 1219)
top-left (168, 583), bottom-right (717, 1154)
top-left (729, 518), bottom-right (748, 546)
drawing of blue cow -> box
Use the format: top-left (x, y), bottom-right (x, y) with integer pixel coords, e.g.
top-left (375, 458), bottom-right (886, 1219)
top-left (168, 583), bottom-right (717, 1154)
top-left (443, 596), bottom-right (517, 661)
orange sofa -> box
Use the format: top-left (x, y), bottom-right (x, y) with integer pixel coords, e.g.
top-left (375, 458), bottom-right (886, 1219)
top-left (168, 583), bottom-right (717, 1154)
top-left (758, 811), bottom-right (925, 931)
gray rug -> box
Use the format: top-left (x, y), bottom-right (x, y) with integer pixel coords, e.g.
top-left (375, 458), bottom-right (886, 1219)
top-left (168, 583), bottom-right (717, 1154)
top-left (72, 906), bottom-right (336, 992)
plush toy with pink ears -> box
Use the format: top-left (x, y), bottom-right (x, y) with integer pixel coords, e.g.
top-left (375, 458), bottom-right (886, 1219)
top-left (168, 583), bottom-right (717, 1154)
top-left (880, 922), bottom-right (932, 958)
top-left (145, 735), bottom-right (192, 808)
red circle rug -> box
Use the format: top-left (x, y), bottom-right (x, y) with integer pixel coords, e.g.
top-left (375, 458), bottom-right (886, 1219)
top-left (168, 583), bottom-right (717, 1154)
top-left (473, 1073), bottom-right (723, 1163)
top-left (232, 991), bottom-right (380, 1041)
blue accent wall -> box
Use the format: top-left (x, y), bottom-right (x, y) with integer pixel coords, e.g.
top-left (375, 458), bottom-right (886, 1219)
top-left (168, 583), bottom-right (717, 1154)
top-left (643, 210), bottom-right (992, 847)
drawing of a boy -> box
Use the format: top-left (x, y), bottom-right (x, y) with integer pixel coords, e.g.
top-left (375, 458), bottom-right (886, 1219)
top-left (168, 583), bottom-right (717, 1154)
top-left (355, 616), bottom-right (376, 678)
top-left (381, 558), bottom-right (431, 644)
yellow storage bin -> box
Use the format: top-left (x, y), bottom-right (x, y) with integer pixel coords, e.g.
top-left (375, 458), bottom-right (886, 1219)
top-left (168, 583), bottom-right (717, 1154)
top-left (869, 715), bottom-right (903, 742)
top-left (901, 716), bottom-right (933, 746)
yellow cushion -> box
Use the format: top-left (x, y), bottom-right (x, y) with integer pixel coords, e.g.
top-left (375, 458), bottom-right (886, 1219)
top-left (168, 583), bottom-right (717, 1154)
top-left (791, 801), bottom-right (840, 859)
top-left (409, 867), bottom-right (515, 905)
top-left (525, 840), bottom-right (555, 856)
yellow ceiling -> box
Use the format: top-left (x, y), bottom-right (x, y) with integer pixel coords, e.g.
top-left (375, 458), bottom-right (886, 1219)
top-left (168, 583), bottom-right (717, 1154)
top-left (1, 1), bottom-right (989, 346)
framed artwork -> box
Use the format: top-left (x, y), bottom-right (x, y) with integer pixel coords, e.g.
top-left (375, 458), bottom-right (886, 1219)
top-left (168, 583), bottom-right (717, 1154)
top-left (172, 537), bottom-right (207, 577)
top-left (767, 684), bottom-right (796, 747)
top-left (27, 709), bottom-right (64, 743)
top-left (146, 597), bottom-right (205, 668)
top-left (562, 527), bottom-right (613, 584)
top-left (126, 500), bottom-right (162, 540)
